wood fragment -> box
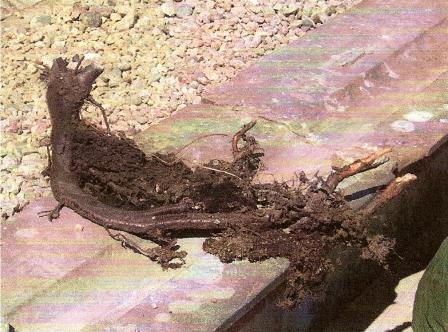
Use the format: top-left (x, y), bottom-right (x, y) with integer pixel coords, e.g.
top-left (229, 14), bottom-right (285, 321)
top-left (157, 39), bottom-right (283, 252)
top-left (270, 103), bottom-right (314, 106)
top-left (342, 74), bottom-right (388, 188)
top-left (326, 148), bottom-right (392, 192)
top-left (86, 95), bottom-right (111, 134)
top-left (362, 173), bottom-right (417, 214)
top-left (232, 120), bottom-right (257, 156)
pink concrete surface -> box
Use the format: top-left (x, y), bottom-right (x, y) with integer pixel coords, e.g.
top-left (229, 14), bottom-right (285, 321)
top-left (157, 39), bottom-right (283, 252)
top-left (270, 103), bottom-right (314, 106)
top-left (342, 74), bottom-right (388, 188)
top-left (1, 197), bottom-right (116, 316)
top-left (204, 0), bottom-right (448, 116)
top-left (137, 1), bottom-right (447, 183)
top-left (1, 198), bottom-right (288, 331)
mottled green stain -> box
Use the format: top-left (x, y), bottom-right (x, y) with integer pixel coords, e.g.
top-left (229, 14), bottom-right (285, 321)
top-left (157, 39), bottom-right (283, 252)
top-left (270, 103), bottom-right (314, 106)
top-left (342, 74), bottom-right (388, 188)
top-left (413, 238), bottom-right (448, 332)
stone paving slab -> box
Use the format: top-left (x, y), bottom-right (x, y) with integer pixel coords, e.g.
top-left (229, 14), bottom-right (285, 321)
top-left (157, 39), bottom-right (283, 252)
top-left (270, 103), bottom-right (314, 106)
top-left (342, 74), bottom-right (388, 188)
top-left (205, 0), bottom-right (448, 115)
top-left (1, 197), bottom-right (117, 316)
top-left (1, 198), bottom-right (289, 332)
top-left (135, 3), bottom-right (448, 183)
top-left (136, 68), bottom-right (448, 186)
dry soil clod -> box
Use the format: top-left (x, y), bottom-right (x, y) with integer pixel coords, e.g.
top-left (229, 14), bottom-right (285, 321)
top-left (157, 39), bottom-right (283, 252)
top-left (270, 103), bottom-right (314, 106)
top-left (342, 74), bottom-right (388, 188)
top-left (43, 56), bottom-right (399, 307)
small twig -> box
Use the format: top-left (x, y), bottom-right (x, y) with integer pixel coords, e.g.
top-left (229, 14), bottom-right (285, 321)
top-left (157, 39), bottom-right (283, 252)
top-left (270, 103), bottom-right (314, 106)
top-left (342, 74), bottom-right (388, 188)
top-left (74, 54), bottom-right (85, 73)
top-left (232, 120), bottom-right (257, 156)
top-left (326, 148), bottom-right (392, 192)
top-left (105, 228), bottom-right (186, 267)
top-left (86, 95), bottom-right (111, 134)
top-left (197, 165), bottom-right (243, 180)
top-left (106, 227), bottom-right (152, 256)
top-left (362, 173), bottom-right (417, 214)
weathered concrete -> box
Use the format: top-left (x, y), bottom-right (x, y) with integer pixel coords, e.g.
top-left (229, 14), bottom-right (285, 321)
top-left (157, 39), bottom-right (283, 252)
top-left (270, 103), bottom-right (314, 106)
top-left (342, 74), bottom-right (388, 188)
top-left (1, 198), bottom-right (289, 332)
top-left (2, 0), bottom-right (448, 330)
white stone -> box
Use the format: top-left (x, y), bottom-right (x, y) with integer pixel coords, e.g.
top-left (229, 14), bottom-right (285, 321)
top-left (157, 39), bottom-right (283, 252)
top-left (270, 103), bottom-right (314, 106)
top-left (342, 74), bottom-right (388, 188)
top-left (403, 111), bottom-right (433, 122)
top-left (390, 120), bottom-right (415, 132)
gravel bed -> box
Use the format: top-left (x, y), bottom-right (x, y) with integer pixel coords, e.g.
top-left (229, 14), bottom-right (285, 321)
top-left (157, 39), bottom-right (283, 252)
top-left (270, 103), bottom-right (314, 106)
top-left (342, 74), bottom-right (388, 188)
top-left (0, 0), bottom-right (361, 219)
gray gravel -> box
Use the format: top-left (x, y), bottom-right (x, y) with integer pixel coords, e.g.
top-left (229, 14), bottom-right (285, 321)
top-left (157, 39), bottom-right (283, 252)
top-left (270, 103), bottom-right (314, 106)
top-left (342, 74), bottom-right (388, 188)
top-left (0, 0), bottom-right (361, 219)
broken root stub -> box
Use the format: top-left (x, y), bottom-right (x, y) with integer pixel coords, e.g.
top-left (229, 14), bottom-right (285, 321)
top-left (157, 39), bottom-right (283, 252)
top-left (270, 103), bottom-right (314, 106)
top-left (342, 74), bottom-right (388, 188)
top-left (44, 56), bottom-right (401, 308)
top-left (325, 148), bottom-right (393, 192)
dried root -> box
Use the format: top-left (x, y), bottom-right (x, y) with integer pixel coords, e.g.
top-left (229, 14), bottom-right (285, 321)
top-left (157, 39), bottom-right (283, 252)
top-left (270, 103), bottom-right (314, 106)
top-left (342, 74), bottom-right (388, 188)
top-left (325, 148), bottom-right (392, 192)
top-left (105, 228), bottom-right (187, 269)
top-left (362, 173), bottom-right (417, 214)
top-left (43, 56), bottom-right (411, 308)
top-left (232, 120), bottom-right (257, 157)
top-left (86, 95), bottom-right (111, 134)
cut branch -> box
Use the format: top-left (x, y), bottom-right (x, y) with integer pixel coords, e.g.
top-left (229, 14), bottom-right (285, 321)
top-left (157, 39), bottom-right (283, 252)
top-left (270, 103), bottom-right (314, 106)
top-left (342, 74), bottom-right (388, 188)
top-left (362, 173), bottom-right (417, 214)
top-left (326, 148), bottom-right (392, 192)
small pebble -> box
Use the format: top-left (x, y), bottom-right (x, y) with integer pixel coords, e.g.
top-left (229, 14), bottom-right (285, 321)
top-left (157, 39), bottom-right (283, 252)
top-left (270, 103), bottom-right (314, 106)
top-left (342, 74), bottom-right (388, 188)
top-left (75, 224), bottom-right (84, 232)
top-left (175, 4), bottom-right (194, 18)
top-left (81, 12), bottom-right (103, 28)
top-left (161, 2), bottom-right (176, 17)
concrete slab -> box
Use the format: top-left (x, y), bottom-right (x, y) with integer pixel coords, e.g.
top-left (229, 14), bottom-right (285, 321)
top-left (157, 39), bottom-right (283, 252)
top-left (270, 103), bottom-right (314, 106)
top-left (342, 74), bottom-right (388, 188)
top-left (1, 198), bottom-right (289, 332)
top-left (365, 271), bottom-right (422, 332)
top-left (136, 69), bottom-right (448, 186)
top-left (204, 0), bottom-right (448, 115)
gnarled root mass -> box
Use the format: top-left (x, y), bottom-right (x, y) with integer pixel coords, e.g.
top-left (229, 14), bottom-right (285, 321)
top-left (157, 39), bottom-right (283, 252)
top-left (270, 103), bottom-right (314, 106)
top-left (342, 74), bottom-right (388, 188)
top-left (43, 56), bottom-right (413, 308)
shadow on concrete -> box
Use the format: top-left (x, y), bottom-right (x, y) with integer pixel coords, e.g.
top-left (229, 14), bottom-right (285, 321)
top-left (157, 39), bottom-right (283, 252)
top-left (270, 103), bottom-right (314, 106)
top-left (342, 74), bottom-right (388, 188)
top-left (386, 322), bottom-right (412, 332)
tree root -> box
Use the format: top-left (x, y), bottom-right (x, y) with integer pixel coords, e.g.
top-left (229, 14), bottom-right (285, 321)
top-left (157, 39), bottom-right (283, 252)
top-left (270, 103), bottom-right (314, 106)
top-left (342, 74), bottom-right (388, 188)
top-left (232, 120), bottom-right (257, 157)
top-left (41, 56), bottom-right (411, 308)
top-left (362, 173), bottom-right (417, 214)
top-left (86, 95), bottom-right (111, 134)
top-left (325, 148), bottom-right (392, 191)
top-left (38, 203), bottom-right (64, 222)
top-left (105, 228), bottom-right (187, 269)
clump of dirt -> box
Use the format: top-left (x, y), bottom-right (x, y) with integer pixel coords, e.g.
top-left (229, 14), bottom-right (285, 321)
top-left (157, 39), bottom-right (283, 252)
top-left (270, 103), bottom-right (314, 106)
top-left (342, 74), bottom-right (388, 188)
top-left (69, 120), bottom-right (391, 307)
top-left (70, 122), bottom-right (262, 213)
top-left (203, 178), bottom-right (391, 307)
